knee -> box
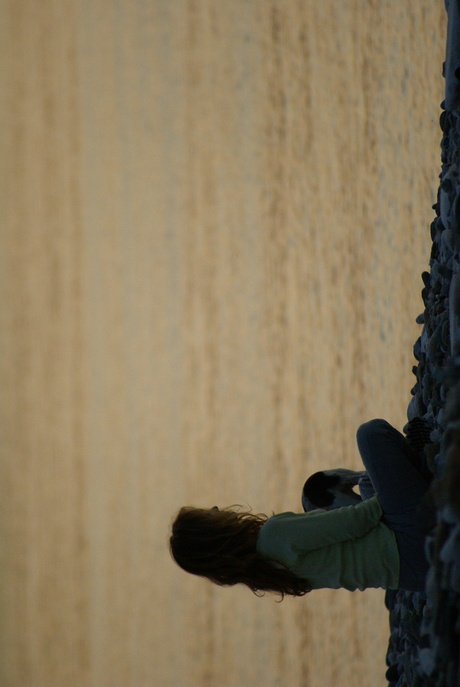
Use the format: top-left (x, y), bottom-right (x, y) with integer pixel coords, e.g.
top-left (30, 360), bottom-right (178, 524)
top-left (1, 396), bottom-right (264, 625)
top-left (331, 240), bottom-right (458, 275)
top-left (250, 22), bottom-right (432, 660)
top-left (356, 419), bottom-right (392, 446)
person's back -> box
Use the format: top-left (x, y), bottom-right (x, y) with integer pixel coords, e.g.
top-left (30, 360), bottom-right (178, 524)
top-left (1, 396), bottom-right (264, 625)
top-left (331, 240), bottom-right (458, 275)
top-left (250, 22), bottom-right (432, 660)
top-left (256, 496), bottom-right (400, 591)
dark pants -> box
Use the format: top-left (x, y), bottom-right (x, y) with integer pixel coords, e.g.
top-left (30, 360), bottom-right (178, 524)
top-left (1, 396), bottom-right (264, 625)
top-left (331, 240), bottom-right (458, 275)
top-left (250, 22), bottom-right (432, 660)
top-left (356, 419), bottom-right (430, 592)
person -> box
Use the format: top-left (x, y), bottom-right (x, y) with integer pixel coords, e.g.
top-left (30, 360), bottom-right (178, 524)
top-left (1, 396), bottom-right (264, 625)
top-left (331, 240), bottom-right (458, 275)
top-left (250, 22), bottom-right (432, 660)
top-left (169, 419), bottom-right (432, 598)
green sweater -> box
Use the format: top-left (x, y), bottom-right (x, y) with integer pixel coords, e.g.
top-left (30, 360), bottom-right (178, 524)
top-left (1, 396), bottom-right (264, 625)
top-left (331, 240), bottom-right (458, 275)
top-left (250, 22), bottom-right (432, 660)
top-left (256, 496), bottom-right (400, 591)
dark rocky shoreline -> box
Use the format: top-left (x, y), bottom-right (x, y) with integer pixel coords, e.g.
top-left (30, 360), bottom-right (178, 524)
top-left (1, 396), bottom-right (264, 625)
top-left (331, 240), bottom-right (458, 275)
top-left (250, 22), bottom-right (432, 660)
top-left (385, 2), bottom-right (460, 685)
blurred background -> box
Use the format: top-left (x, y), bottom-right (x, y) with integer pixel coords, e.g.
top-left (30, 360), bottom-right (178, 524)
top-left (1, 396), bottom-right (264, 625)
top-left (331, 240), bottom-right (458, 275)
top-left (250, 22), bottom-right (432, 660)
top-left (0, 1), bottom-right (446, 686)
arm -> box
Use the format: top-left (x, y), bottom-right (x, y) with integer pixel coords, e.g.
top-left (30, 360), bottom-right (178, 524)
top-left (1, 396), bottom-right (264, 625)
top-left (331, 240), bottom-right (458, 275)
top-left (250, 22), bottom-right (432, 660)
top-left (271, 495), bottom-right (383, 553)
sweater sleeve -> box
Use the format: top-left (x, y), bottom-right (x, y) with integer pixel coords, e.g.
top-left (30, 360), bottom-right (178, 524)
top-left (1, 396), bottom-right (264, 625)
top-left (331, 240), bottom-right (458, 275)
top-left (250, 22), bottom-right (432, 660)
top-left (268, 495), bottom-right (383, 554)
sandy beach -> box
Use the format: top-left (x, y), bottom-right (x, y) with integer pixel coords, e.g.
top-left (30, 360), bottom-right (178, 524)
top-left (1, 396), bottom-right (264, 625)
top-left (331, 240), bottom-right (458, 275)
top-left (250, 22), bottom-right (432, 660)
top-left (0, 2), bottom-right (448, 686)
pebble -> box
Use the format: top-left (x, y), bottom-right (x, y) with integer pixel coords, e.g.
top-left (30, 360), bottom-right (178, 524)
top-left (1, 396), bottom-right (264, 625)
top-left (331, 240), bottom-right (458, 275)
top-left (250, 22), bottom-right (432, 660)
top-left (384, 3), bottom-right (460, 684)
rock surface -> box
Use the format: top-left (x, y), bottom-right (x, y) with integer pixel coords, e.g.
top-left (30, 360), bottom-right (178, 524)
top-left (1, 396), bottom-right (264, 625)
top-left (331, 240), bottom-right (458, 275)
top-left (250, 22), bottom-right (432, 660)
top-left (385, 2), bottom-right (460, 685)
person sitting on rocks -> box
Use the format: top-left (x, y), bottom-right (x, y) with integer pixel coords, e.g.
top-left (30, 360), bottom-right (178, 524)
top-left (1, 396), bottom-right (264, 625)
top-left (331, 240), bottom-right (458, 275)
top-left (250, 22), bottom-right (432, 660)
top-left (169, 419), bottom-right (432, 597)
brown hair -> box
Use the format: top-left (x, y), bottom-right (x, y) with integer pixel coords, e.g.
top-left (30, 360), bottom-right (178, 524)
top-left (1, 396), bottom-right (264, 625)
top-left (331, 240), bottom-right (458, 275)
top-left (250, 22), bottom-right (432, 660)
top-left (169, 505), bottom-right (311, 599)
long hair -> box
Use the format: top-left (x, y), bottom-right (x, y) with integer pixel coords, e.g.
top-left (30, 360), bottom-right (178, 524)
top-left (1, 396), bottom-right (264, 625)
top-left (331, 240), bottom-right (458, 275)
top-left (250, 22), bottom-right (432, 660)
top-left (169, 505), bottom-right (311, 599)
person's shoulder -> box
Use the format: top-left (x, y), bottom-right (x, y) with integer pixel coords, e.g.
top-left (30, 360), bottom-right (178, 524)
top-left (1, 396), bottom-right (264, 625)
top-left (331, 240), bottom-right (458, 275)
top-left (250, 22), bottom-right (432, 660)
top-left (257, 512), bottom-right (299, 558)
top-left (259, 511), bottom-right (296, 535)
top-left (261, 511), bottom-right (314, 533)
top-left (265, 510), bottom-right (306, 525)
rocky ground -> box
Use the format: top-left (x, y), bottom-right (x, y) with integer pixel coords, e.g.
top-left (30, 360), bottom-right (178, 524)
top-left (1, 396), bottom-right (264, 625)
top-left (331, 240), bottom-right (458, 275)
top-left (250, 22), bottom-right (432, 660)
top-left (384, 3), bottom-right (460, 685)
